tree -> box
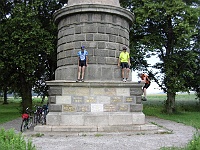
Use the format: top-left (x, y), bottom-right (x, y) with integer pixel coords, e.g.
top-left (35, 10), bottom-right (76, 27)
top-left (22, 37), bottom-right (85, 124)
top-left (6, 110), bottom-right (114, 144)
top-left (121, 0), bottom-right (200, 113)
top-left (0, 1), bottom-right (54, 112)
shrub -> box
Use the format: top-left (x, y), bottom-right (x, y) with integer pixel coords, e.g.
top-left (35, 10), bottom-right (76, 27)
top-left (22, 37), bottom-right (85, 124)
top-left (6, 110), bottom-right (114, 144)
top-left (0, 128), bottom-right (36, 150)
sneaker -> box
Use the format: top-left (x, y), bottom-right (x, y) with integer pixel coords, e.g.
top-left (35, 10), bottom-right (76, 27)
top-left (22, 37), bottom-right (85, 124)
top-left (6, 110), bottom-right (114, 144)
top-left (76, 79), bottom-right (81, 82)
top-left (81, 79), bottom-right (84, 82)
top-left (123, 78), bottom-right (126, 82)
top-left (142, 97), bottom-right (147, 101)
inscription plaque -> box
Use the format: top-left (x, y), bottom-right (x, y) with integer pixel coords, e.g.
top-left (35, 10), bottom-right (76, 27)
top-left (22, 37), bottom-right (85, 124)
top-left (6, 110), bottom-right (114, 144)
top-left (126, 97), bottom-right (134, 103)
top-left (63, 105), bottom-right (76, 112)
top-left (111, 97), bottom-right (122, 103)
top-left (77, 105), bottom-right (90, 112)
top-left (85, 97), bottom-right (97, 103)
top-left (104, 104), bottom-right (116, 112)
top-left (119, 105), bottom-right (128, 112)
top-left (91, 104), bottom-right (103, 112)
top-left (72, 96), bottom-right (83, 104)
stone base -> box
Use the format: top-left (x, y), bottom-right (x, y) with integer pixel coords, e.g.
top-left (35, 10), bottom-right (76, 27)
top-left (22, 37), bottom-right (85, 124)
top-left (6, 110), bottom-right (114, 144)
top-left (34, 124), bottom-right (158, 133)
top-left (34, 112), bottom-right (158, 133)
top-left (39, 80), bottom-right (151, 133)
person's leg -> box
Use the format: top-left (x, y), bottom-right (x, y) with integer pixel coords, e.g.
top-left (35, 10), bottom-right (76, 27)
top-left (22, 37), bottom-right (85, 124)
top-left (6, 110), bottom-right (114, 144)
top-left (81, 66), bottom-right (86, 80)
top-left (126, 68), bottom-right (130, 80)
top-left (122, 68), bottom-right (125, 81)
top-left (143, 87), bottom-right (147, 98)
top-left (77, 66), bottom-right (81, 80)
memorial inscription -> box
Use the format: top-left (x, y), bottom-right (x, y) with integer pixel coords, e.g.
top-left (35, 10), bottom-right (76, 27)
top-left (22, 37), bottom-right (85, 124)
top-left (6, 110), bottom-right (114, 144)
top-left (63, 105), bottom-right (76, 112)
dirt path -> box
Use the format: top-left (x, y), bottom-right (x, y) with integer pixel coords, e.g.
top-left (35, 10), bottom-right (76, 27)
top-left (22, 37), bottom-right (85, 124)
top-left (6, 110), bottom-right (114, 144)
top-left (0, 116), bottom-right (197, 150)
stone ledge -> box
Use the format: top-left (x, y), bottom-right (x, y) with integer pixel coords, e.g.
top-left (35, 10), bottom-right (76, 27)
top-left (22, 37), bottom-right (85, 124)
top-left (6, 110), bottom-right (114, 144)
top-left (34, 124), bottom-right (158, 133)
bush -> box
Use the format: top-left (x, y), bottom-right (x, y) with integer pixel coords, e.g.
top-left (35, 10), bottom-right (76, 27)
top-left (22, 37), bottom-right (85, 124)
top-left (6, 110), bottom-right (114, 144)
top-left (0, 128), bottom-right (36, 150)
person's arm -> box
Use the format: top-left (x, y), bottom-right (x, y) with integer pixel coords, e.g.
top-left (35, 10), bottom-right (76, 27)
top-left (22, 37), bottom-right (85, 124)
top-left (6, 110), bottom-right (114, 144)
top-left (118, 57), bottom-right (121, 66)
top-left (128, 54), bottom-right (131, 67)
top-left (86, 55), bottom-right (88, 66)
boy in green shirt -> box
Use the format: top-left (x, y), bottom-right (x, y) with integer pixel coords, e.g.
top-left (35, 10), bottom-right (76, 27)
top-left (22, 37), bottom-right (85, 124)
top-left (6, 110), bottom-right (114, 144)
top-left (118, 46), bottom-right (131, 82)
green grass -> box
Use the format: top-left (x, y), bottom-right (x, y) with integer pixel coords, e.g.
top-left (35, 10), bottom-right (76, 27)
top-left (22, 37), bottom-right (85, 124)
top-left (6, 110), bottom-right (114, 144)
top-left (144, 94), bottom-right (200, 129)
top-left (0, 97), bottom-right (47, 124)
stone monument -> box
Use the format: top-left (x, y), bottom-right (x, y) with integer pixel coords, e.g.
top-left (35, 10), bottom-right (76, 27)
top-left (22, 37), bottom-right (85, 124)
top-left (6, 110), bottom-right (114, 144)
top-left (34, 0), bottom-right (157, 132)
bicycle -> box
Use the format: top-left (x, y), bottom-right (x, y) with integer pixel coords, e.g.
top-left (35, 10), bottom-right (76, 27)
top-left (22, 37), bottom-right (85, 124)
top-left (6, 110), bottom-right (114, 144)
top-left (20, 107), bottom-right (34, 132)
top-left (34, 105), bottom-right (47, 125)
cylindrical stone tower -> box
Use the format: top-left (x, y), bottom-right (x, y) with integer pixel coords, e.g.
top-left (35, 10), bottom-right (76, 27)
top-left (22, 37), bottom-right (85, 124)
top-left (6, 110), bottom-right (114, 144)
top-left (53, 0), bottom-right (134, 81)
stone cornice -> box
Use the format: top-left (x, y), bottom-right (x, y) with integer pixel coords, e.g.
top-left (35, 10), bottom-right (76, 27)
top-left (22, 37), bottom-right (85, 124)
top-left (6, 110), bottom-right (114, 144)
top-left (54, 4), bottom-right (134, 25)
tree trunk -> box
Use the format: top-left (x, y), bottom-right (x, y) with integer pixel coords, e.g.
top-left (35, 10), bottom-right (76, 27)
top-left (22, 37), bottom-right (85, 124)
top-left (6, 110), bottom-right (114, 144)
top-left (165, 92), bottom-right (176, 114)
top-left (20, 74), bottom-right (32, 113)
top-left (3, 87), bottom-right (8, 104)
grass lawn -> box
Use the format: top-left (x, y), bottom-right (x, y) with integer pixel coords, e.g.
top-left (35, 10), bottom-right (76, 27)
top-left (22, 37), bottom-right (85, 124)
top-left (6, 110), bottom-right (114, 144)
top-left (0, 97), bottom-right (46, 124)
top-left (144, 93), bottom-right (200, 129)
top-left (0, 94), bottom-right (200, 129)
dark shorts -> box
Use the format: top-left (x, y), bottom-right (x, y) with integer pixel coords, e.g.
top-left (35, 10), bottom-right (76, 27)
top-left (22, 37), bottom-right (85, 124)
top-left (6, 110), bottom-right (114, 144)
top-left (121, 62), bottom-right (129, 69)
top-left (143, 83), bottom-right (150, 89)
top-left (79, 60), bottom-right (86, 67)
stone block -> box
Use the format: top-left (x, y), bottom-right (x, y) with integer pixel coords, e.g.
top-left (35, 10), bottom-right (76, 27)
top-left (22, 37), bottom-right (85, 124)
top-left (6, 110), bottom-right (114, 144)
top-left (94, 34), bottom-right (109, 41)
top-left (86, 34), bottom-right (93, 41)
top-left (49, 104), bottom-right (62, 112)
top-left (84, 114), bottom-right (109, 126)
top-left (82, 25), bottom-right (98, 33)
top-left (130, 88), bottom-right (143, 96)
top-left (96, 96), bottom-right (111, 104)
top-left (108, 113), bottom-right (132, 125)
top-left (130, 104), bottom-right (143, 112)
top-left (48, 87), bottom-right (62, 96)
top-left (60, 114), bottom-right (84, 125)
top-left (98, 26), bottom-right (106, 33)
top-left (65, 35), bottom-right (75, 43)
top-left (46, 112), bottom-right (61, 125)
top-left (132, 113), bottom-right (145, 124)
top-left (96, 57), bottom-right (106, 64)
top-left (48, 96), bottom-right (56, 104)
top-left (94, 49), bottom-right (108, 57)
top-left (116, 88), bottom-right (130, 96)
top-left (92, 13), bottom-right (101, 22)
top-left (109, 34), bottom-right (117, 42)
top-left (106, 57), bottom-right (118, 65)
top-left (75, 34), bottom-right (85, 41)
top-left (56, 96), bottom-right (71, 104)
top-left (75, 26), bottom-right (81, 34)
top-left (34, 125), bottom-right (52, 132)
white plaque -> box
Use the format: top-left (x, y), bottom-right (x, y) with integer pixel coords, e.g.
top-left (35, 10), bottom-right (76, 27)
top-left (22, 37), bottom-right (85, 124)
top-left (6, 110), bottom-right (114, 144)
top-left (91, 104), bottom-right (103, 112)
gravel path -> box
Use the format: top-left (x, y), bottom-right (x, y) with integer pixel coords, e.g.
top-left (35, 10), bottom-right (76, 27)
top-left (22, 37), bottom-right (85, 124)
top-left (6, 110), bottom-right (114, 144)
top-left (0, 116), bottom-right (197, 150)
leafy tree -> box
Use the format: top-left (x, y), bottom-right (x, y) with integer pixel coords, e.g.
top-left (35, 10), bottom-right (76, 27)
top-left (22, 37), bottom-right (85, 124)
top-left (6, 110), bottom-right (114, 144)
top-left (0, 1), bottom-right (54, 111)
top-left (121, 0), bottom-right (200, 113)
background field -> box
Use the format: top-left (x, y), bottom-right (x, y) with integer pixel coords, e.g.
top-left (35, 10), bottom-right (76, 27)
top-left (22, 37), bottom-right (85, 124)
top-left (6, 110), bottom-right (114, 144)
top-left (0, 94), bottom-right (199, 128)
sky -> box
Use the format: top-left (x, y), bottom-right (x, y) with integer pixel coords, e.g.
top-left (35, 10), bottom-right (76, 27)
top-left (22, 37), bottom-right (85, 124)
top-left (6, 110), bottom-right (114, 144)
top-left (131, 55), bottom-right (164, 94)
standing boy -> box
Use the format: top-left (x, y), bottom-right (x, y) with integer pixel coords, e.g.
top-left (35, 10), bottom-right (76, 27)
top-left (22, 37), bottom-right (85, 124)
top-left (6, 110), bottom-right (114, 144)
top-left (76, 46), bottom-right (88, 82)
top-left (118, 46), bottom-right (131, 82)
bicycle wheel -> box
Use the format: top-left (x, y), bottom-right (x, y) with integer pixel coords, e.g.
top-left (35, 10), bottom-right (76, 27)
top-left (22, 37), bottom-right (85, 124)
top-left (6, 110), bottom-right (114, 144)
top-left (40, 114), bottom-right (45, 125)
top-left (27, 116), bottom-right (33, 128)
top-left (20, 119), bottom-right (27, 132)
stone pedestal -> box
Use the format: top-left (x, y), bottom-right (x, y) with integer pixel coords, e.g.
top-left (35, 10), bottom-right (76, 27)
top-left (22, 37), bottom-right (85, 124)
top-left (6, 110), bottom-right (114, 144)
top-left (34, 81), bottom-right (158, 132)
